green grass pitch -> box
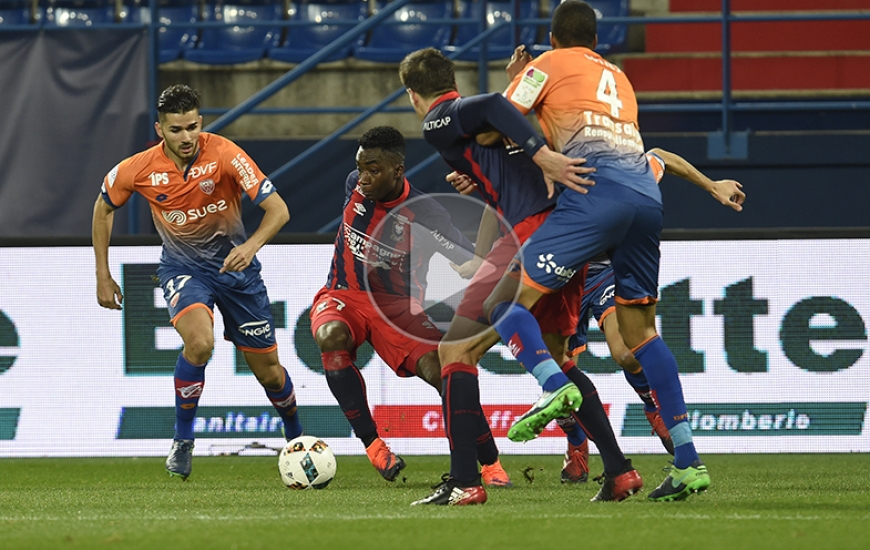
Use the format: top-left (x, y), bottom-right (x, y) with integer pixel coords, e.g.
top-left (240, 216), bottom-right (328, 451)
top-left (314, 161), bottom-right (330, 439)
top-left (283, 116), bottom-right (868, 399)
top-left (1, 453), bottom-right (868, 550)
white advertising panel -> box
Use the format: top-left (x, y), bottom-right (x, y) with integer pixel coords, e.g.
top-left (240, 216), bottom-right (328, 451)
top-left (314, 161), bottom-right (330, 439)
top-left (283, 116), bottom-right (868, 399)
top-left (0, 240), bottom-right (867, 457)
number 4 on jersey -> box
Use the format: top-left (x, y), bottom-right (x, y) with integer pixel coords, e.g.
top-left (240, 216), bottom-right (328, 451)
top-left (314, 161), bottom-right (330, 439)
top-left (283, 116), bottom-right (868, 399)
top-left (596, 69), bottom-right (623, 118)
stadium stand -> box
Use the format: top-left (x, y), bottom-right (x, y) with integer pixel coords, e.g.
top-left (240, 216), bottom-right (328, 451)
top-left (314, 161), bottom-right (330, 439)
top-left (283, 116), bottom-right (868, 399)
top-left (44, 0), bottom-right (116, 25)
top-left (353, 0), bottom-right (453, 63)
top-left (623, 0), bottom-right (870, 96)
top-left (0, 0), bottom-right (35, 24)
top-left (184, 0), bottom-right (282, 64)
top-left (124, 0), bottom-right (201, 63)
top-left (443, 0), bottom-right (539, 61)
top-left (269, 0), bottom-right (367, 64)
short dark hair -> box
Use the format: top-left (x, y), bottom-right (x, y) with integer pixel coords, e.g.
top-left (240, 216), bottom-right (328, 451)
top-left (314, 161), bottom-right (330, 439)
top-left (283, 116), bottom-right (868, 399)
top-left (157, 84), bottom-right (200, 116)
top-left (398, 48), bottom-right (456, 99)
top-left (359, 126), bottom-right (405, 161)
top-left (552, 0), bottom-right (597, 49)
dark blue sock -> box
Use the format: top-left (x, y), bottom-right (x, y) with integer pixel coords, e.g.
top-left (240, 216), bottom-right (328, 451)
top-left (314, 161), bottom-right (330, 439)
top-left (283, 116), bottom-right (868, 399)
top-left (634, 336), bottom-right (699, 469)
top-left (490, 301), bottom-right (569, 392)
top-left (322, 351), bottom-right (377, 445)
top-left (623, 368), bottom-right (657, 412)
top-left (173, 353), bottom-right (205, 441)
top-left (443, 365), bottom-right (483, 485)
top-left (557, 415), bottom-right (587, 446)
top-left (265, 367), bottom-right (303, 440)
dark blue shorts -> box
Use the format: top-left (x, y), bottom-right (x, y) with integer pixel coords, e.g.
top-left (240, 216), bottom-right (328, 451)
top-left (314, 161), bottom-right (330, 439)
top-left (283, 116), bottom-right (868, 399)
top-left (518, 179), bottom-right (662, 305)
top-left (157, 264), bottom-right (277, 352)
top-left (569, 263), bottom-right (616, 353)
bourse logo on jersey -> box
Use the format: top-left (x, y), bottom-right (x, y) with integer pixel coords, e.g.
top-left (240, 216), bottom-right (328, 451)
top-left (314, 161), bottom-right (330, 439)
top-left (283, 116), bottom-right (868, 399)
top-left (162, 200), bottom-right (228, 226)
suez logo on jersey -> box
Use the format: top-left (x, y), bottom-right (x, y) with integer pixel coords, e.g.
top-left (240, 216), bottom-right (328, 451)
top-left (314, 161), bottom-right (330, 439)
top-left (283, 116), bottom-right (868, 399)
top-left (161, 200), bottom-right (228, 226)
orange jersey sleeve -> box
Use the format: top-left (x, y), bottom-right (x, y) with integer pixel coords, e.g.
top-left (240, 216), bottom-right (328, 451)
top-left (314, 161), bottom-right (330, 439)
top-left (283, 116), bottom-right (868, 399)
top-left (505, 47), bottom-right (644, 159)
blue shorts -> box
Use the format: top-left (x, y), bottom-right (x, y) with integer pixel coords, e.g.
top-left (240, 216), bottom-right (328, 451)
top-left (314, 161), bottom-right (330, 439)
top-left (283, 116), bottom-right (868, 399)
top-left (156, 264), bottom-right (277, 352)
top-left (518, 179), bottom-right (662, 305)
top-left (569, 263), bottom-right (616, 354)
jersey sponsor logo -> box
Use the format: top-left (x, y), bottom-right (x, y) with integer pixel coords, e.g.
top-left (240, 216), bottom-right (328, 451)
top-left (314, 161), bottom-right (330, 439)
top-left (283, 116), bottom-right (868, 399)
top-left (353, 203), bottom-right (367, 216)
top-left (510, 67), bottom-right (548, 109)
top-left (199, 179), bottom-right (215, 195)
top-left (149, 172), bottom-right (169, 186)
top-left (189, 161), bottom-right (217, 180)
top-left (429, 229), bottom-right (456, 251)
top-left (344, 224), bottom-right (405, 270)
top-left (422, 116), bottom-right (451, 131)
top-left (106, 164), bottom-right (120, 188)
top-left (238, 320), bottom-right (271, 337)
top-left (599, 284), bottom-right (615, 306)
top-left (536, 253), bottom-right (577, 280)
top-left (161, 199), bottom-right (228, 226)
top-left (231, 153), bottom-right (258, 190)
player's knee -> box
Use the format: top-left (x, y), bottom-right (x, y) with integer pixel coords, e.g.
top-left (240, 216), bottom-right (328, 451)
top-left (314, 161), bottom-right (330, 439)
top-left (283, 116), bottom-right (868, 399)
top-left (314, 321), bottom-right (353, 352)
top-left (437, 340), bottom-right (479, 368)
top-left (416, 352), bottom-right (442, 391)
top-left (183, 336), bottom-right (214, 365)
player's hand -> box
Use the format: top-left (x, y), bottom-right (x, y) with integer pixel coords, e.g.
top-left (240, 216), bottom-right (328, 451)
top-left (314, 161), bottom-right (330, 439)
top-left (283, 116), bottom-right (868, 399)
top-left (221, 242), bottom-right (257, 273)
top-left (450, 256), bottom-right (483, 279)
top-left (506, 45), bottom-right (533, 81)
top-left (532, 148), bottom-right (596, 198)
top-left (96, 275), bottom-right (123, 310)
top-left (447, 171), bottom-right (477, 195)
top-left (710, 179), bottom-right (745, 212)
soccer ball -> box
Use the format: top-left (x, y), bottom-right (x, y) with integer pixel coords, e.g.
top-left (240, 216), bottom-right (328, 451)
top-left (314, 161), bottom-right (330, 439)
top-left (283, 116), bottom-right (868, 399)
top-left (278, 435), bottom-right (337, 489)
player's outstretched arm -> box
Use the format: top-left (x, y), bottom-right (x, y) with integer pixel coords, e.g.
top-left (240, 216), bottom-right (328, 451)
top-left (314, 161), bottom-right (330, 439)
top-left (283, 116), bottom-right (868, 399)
top-left (221, 193), bottom-right (290, 274)
top-left (650, 147), bottom-right (745, 212)
top-left (92, 196), bottom-right (123, 310)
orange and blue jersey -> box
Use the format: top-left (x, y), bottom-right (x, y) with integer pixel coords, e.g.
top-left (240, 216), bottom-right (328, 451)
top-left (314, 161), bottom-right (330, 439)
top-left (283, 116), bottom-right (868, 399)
top-left (505, 47), bottom-right (660, 203)
top-left (325, 171), bottom-right (473, 303)
top-left (100, 132), bottom-right (276, 274)
top-left (422, 91), bottom-right (555, 227)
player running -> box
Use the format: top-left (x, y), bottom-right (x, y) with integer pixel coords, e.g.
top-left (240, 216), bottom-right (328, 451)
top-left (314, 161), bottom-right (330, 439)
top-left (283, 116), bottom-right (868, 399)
top-left (310, 126), bottom-right (511, 487)
top-left (92, 85), bottom-right (303, 480)
top-left (400, 47), bottom-right (646, 505)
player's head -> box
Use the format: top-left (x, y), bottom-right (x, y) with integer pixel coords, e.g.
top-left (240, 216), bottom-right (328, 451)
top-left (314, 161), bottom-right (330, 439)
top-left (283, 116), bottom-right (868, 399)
top-left (155, 84), bottom-right (203, 166)
top-left (551, 0), bottom-right (597, 50)
top-left (356, 126), bottom-right (406, 202)
top-left (399, 48), bottom-right (457, 119)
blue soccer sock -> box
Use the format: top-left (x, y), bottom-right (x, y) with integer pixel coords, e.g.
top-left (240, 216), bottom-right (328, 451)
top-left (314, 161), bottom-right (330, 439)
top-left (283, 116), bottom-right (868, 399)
top-left (633, 336), bottom-right (700, 469)
top-left (442, 363), bottom-right (484, 485)
top-left (322, 351), bottom-right (377, 446)
top-left (556, 415), bottom-right (587, 446)
top-left (264, 367), bottom-right (303, 440)
top-left (173, 353), bottom-right (206, 441)
top-left (490, 301), bottom-right (570, 392)
top-left (622, 368), bottom-right (658, 413)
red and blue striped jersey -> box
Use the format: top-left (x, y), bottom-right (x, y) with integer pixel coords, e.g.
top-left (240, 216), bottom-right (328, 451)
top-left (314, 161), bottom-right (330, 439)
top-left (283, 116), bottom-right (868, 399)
top-left (324, 171), bottom-right (473, 303)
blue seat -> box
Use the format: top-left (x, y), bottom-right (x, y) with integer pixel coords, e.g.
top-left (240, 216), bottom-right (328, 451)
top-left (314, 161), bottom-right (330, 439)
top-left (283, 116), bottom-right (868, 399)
top-left (269, 0), bottom-right (366, 64)
top-left (45, 0), bottom-right (115, 26)
top-left (0, 0), bottom-right (33, 25)
top-left (530, 0), bottom-right (627, 55)
top-left (354, 0), bottom-right (453, 63)
top-left (184, 0), bottom-right (283, 65)
top-left (124, 1), bottom-right (201, 63)
top-left (444, 0), bottom-right (538, 61)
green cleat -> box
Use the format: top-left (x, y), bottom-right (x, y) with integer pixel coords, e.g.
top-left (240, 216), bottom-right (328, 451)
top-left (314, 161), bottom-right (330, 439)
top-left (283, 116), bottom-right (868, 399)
top-left (648, 461), bottom-right (711, 501)
top-left (507, 383), bottom-right (583, 442)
